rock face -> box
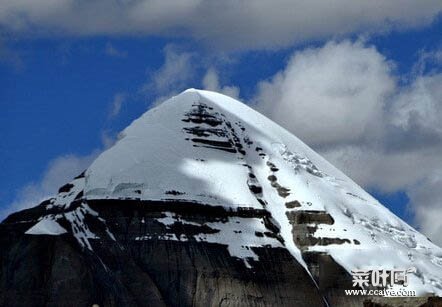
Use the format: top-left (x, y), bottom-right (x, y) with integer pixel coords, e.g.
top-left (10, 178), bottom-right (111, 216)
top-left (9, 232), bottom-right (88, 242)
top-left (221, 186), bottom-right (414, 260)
top-left (0, 200), bottom-right (328, 306)
top-left (1, 89), bottom-right (442, 306)
top-left (4, 198), bottom-right (381, 307)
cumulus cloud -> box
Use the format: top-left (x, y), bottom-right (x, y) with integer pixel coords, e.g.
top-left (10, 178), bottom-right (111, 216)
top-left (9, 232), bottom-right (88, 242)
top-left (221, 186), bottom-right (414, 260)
top-left (321, 70), bottom-right (442, 192)
top-left (255, 40), bottom-right (395, 146)
top-left (0, 1), bottom-right (441, 50)
top-left (0, 152), bottom-right (99, 221)
top-left (254, 40), bottom-right (442, 245)
top-left (202, 68), bottom-right (240, 99)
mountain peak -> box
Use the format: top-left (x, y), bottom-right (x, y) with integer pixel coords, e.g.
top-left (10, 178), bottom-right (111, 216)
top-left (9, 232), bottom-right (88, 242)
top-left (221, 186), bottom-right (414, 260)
top-left (2, 90), bottom-right (442, 305)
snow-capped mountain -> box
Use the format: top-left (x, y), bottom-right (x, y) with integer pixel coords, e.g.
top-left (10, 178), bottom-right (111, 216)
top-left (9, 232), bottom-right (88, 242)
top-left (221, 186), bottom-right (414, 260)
top-left (1, 89), bottom-right (442, 306)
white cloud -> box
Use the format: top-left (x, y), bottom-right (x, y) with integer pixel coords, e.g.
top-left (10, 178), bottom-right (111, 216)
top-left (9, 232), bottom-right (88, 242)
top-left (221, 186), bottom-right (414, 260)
top-left (318, 68), bottom-right (442, 246)
top-left (254, 40), bottom-right (395, 146)
top-left (407, 172), bottom-right (442, 246)
top-left (1, 151), bottom-right (99, 221)
top-left (391, 74), bottom-right (442, 135)
top-left (202, 68), bottom-right (240, 99)
top-left (253, 40), bottom-right (442, 245)
top-left (0, 1), bottom-right (440, 50)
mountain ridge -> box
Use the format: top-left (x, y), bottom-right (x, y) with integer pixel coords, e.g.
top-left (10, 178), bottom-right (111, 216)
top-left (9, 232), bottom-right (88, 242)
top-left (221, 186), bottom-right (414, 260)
top-left (1, 89), bottom-right (442, 306)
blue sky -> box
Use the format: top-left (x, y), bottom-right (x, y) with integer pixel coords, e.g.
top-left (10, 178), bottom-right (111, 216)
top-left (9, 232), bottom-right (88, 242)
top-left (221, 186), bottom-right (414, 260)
top-left (0, 1), bottom-right (441, 244)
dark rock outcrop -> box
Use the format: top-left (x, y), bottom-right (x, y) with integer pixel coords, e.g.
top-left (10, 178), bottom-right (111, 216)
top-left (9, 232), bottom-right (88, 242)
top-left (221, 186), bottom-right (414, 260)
top-left (2, 195), bottom-right (441, 307)
top-left (0, 199), bottom-right (327, 307)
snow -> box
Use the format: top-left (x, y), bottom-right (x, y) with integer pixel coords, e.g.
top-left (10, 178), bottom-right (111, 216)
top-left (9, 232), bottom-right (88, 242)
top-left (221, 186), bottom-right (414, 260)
top-left (23, 88), bottom-right (442, 295)
top-left (64, 203), bottom-right (100, 250)
top-left (25, 201), bottom-right (115, 251)
top-left (50, 177), bottom-right (85, 209)
top-left (25, 217), bottom-right (67, 235)
top-left (153, 212), bottom-right (283, 268)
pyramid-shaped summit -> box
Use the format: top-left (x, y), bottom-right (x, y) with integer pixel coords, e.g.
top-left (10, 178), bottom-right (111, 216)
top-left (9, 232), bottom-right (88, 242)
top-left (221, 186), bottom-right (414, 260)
top-left (1, 89), bottom-right (442, 306)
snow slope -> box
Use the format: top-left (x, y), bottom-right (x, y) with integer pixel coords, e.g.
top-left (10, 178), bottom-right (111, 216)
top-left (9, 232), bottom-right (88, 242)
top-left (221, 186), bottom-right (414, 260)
top-left (26, 89), bottom-right (442, 295)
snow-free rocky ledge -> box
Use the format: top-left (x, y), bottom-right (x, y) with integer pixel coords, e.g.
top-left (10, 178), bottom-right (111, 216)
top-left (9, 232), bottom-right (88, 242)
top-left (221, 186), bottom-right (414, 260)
top-left (1, 89), bottom-right (442, 306)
